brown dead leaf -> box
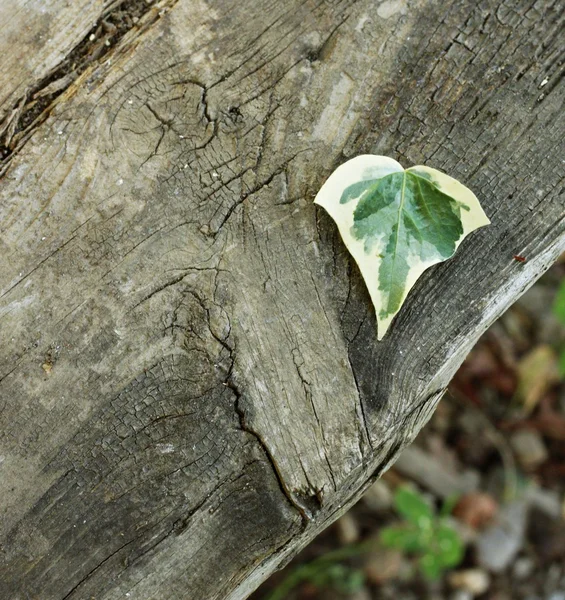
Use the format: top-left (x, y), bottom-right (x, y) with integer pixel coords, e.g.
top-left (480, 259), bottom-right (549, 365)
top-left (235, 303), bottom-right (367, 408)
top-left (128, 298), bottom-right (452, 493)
top-left (515, 345), bottom-right (560, 413)
top-left (453, 492), bottom-right (498, 530)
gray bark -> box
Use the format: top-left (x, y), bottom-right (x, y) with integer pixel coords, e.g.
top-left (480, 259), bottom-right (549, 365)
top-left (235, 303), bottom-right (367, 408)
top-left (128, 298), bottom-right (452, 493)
top-left (0, 0), bottom-right (563, 598)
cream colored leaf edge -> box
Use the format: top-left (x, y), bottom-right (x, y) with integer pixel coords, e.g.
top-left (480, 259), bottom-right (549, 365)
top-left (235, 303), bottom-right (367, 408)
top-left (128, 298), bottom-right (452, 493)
top-left (314, 155), bottom-right (491, 340)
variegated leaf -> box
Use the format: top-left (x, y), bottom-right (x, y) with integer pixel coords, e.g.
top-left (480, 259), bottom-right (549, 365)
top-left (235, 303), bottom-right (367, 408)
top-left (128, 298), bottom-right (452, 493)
top-left (314, 155), bottom-right (490, 340)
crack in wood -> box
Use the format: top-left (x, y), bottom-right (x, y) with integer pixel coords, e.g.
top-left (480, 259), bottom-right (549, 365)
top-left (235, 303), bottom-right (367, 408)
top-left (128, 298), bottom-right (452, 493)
top-left (229, 374), bottom-right (313, 528)
top-left (0, 0), bottom-right (179, 174)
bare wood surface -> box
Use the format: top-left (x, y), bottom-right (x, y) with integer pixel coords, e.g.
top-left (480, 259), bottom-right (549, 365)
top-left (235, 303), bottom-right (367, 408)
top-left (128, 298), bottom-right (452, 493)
top-left (1, 0), bottom-right (106, 120)
top-left (0, 0), bottom-right (563, 598)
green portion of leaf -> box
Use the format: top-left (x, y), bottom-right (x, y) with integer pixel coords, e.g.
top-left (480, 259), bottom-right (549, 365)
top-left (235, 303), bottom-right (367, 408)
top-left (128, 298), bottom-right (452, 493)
top-left (393, 486), bottom-right (434, 527)
top-left (349, 171), bottom-right (464, 320)
top-left (434, 524), bottom-right (464, 566)
top-left (340, 180), bottom-right (376, 204)
top-left (419, 553), bottom-right (443, 580)
top-left (380, 525), bottom-right (425, 552)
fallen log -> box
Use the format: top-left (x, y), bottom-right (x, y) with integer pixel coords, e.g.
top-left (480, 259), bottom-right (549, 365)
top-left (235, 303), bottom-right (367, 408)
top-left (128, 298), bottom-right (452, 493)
top-left (0, 0), bottom-right (563, 598)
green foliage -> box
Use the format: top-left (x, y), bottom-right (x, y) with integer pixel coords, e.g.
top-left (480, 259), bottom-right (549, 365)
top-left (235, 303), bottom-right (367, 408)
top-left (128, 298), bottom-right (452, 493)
top-left (264, 540), bottom-right (379, 600)
top-left (392, 484), bottom-right (434, 525)
top-left (553, 279), bottom-right (565, 376)
top-left (264, 486), bottom-right (465, 599)
top-left (380, 486), bottom-right (464, 581)
top-left (309, 563), bottom-right (365, 595)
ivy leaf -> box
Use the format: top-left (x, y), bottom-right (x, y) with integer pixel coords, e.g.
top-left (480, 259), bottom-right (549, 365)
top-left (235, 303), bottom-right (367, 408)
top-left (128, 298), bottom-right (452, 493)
top-left (314, 155), bottom-right (490, 339)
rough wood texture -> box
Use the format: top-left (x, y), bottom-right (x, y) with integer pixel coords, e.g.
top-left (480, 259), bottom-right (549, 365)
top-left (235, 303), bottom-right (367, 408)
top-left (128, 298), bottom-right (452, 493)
top-left (1, 0), bottom-right (106, 113)
top-left (0, 0), bottom-right (563, 598)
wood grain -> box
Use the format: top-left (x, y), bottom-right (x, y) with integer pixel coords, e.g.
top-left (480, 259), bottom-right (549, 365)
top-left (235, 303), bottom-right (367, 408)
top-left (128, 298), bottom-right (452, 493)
top-left (1, 0), bottom-right (107, 118)
top-left (0, 0), bottom-right (563, 598)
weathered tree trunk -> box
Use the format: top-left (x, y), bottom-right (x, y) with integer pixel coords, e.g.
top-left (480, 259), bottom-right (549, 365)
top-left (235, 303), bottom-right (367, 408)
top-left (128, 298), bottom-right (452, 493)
top-left (0, 0), bottom-right (563, 598)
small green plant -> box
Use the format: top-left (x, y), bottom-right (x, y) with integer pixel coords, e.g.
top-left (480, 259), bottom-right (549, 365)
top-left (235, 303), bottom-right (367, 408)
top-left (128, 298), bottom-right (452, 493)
top-left (264, 542), bottom-right (371, 600)
top-left (379, 486), bottom-right (464, 580)
top-left (552, 279), bottom-right (565, 376)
